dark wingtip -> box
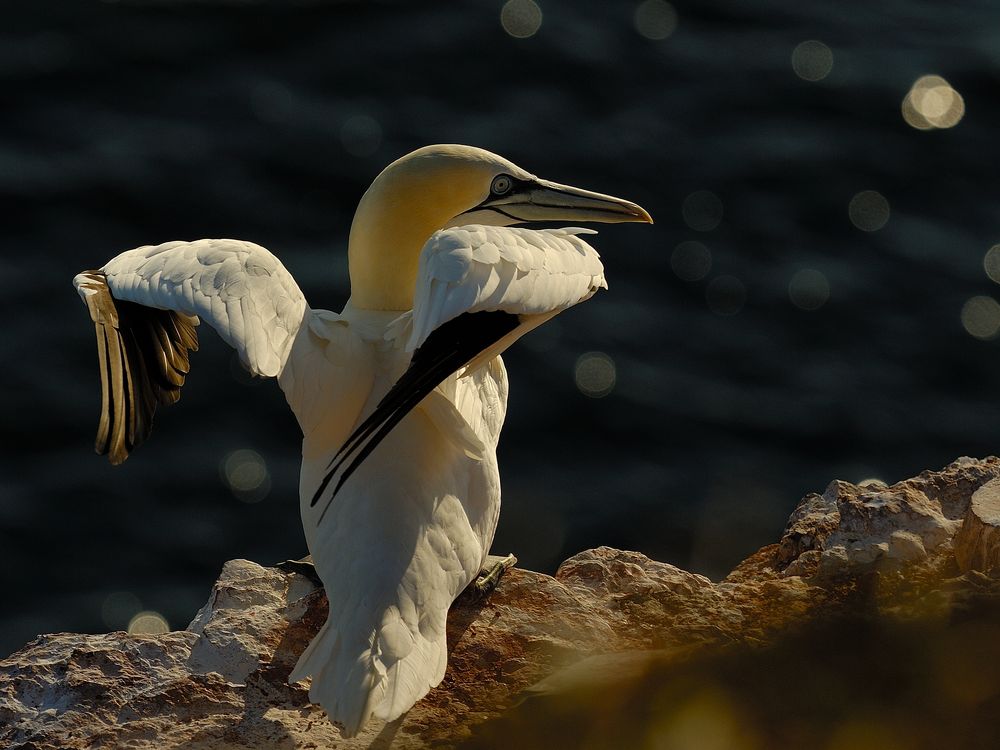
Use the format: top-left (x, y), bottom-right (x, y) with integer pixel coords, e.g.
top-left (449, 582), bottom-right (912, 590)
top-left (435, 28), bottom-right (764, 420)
top-left (311, 310), bottom-right (522, 525)
top-left (79, 271), bottom-right (199, 464)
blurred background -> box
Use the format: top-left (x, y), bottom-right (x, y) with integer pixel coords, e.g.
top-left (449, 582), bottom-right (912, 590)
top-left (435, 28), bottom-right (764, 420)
top-left (2, 0), bottom-right (999, 658)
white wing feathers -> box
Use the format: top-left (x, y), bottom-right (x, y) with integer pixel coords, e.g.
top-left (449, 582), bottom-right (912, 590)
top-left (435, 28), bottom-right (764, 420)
top-left (73, 239), bottom-right (308, 463)
top-left (309, 226), bottom-right (605, 510)
top-left (392, 225), bottom-right (602, 463)
top-left (99, 239), bottom-right (308, 377)
top-left (407, 225), bottom-right (601, 460)
top-left (408, 225), bottom-right (606, 352)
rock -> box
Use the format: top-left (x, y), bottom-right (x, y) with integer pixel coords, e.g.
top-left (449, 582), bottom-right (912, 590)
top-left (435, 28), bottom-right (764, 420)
top-left (772, 456), bottom-right (1000, 579)
top-left (1, 554), bottom-right (719, 750)
top-left (185, 558), bottom-right (320, 683)
top-left (555, 547), bottom-right (744, 648)
top-left (4, 457), bottom-right (1000, 749)
top-left (954, 477), bottom-right (1000, 573)
top-left (775, 488), bottom-right (841, 567)
top-left (887, 529), bottom-right (927, 562)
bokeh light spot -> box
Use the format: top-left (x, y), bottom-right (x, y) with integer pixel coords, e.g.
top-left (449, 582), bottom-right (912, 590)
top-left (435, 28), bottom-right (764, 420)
top-left (340, 114), bottom-right (382, 157)
top-left (651, 688), bottom-right (756, 750)
top-left (128, 611), bottom-right (169, 635)
top-left (706, 275), bottom-right (746, 316)
top-left (848, 190), bottom-right (890, 232)
top-left (634, 0), bottom-right (677, 40)
top-left (671, 240), bottom-right (712, 281)
top-left (788, 269), bottom-right (830, 311)
top-left (858, 477), bottom-right (888, 489)
top-left (222, 448), bottom-right (271, 503)
top-left (961, 296), bottom-right (1000, 340)
top-left (828, 718), bottom-right (907, 750)
top-left (682, 190), bottom-right (723, 232)
top-left (791, 40), bottom-right (833, 82)
top-left (574, 351), bottom-right (616, 398)
top-left (902, 75), bottom-right (965, 130)
top-left (101, 591), bottom-right (142, 631)
top-left (501, 0), bottom-right (542, 39)
top-left (982, 244), bottom-right (1000, 284)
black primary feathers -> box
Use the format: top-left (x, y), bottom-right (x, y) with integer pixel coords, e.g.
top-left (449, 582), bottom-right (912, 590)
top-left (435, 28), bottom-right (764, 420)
top-left (77, 272), bottom-right (199, 464)
top-left (310, 310), bottom-right (521, 519)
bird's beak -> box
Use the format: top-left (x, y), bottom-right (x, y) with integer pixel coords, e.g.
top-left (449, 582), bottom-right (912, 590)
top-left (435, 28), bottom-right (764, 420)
top-left (483, 178), bottom-right (653, 224)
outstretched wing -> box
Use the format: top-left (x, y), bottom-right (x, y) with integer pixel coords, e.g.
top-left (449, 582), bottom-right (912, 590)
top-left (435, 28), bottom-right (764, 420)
top-left (73, 238), bottom-right (308, 464)
top-left (310, 225), bottom-right (606, 513)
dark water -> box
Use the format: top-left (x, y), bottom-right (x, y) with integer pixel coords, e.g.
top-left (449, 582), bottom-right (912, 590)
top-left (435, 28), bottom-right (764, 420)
top-left (2, 0), bottom-right (1000, 658)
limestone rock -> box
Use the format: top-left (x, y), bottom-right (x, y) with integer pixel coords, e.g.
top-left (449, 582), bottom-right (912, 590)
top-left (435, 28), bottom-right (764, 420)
top-left (954, 477), bottom-right (1000, 573)
top-left (555, 547), bottom-right (744, 648)
top-left (3, 457), bottom-right (1000, 749)
top-left (773, 456), bottom-right (1000, 578)
top-left (1, 552), bottom-right (734, 749)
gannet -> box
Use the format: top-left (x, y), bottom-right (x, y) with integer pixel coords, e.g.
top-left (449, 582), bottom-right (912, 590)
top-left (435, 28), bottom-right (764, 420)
top-left (72, 144), bottom-right (651, 736)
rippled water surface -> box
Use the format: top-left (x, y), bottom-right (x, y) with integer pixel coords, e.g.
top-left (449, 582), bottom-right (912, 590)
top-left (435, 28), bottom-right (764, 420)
top-left (3, 0), bottom-right (1000, 656)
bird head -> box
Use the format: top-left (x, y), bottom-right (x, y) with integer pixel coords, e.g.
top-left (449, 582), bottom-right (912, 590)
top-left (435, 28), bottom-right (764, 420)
top-left (348, 144), bottom-right (652, 310)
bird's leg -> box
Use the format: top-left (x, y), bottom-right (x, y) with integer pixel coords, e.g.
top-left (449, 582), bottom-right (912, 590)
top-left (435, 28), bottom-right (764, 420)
top-left (276, 554), bottom-right (323, 587)
top-left (472, 553), bottom-right (518, 599)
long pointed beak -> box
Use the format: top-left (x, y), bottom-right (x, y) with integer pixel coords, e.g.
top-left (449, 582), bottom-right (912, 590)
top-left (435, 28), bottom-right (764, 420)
top-left (490, 178), bottom-right (653, 224)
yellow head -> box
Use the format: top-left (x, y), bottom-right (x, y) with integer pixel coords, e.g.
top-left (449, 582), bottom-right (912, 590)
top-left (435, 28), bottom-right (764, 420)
top-left (348, 144), bottom-right (651, 310)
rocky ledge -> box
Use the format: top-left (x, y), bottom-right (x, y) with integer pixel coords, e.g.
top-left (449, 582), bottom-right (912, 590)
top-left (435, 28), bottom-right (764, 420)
top-left (4, 457), bottom-right (1000, 749)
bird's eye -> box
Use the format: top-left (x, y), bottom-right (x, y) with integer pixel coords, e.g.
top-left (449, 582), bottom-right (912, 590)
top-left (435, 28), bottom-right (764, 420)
top-left (490, 174), bottom-right (513, 196)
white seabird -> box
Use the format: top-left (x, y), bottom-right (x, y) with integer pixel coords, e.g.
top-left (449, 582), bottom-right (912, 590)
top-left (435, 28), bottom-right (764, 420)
top-left (72, 144), bottom-right (651, 736)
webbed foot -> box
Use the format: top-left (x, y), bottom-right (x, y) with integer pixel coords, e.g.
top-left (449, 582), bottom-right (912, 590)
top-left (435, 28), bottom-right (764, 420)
top-left (472, 553), bottom-right (518, 600)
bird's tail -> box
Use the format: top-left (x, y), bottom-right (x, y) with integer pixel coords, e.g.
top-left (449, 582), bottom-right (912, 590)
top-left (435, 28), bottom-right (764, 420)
top-left (289, 606), bottom-right (447, 737)
top-left (73, 271), bottom-right (199, 464)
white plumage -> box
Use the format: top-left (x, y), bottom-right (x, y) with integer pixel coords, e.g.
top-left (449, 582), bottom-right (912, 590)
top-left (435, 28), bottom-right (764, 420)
top-left (409, 226), bottom-right (605, 352)
top-left (72, 144), bottom-right (649, 736)
top-left (85, 238), bottom-right (307, 377)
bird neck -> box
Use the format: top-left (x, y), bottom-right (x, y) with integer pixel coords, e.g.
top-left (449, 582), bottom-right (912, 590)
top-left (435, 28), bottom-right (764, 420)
top-left (347, 207), bottom-right (438, 312)
top-left (346, 153), bottom-right (497, 311)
